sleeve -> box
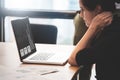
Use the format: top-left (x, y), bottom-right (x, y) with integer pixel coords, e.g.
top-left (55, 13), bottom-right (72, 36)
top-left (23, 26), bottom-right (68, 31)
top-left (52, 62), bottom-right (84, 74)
top-left (75, 26), bottom-right (120, 66)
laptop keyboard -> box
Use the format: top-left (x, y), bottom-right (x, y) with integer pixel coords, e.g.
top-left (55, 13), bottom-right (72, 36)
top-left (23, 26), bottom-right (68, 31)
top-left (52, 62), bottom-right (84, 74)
top-left (30, 53), bottom-right (54, 61)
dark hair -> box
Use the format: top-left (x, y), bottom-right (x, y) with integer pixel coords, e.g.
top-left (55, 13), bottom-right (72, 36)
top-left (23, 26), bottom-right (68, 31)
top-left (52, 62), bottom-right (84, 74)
top-left (81, 0), bottom-right (119, 12)
top-left (115, 0), bottom-right (120, 3)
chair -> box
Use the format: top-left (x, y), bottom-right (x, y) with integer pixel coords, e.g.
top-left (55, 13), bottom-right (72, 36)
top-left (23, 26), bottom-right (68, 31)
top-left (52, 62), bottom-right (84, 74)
top-left (73, 12), bottom-right (87, 45)
top-left (30, 24), bottom-right (58, 44)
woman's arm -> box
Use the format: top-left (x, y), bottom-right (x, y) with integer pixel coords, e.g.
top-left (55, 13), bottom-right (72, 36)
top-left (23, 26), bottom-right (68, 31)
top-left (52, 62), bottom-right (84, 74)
top-left (68, 12), bottom-right (113, 66)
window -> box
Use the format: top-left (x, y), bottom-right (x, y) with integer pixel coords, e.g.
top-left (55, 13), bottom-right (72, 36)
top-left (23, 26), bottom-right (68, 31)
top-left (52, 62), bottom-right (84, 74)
top-left (4, 0), bottom-right (79, 45)
top-left (5, 0), bottom-right (79, 10)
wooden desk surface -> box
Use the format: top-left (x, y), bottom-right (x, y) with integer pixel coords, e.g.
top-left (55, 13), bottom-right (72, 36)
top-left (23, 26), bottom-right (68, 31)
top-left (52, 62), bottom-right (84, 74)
top-left (0, 42), bottom-right (79, 80)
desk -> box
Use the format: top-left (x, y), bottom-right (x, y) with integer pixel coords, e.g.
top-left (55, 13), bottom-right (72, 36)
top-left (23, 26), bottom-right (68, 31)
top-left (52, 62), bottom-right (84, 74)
top-left (0, 42), bottom-right (79, 80)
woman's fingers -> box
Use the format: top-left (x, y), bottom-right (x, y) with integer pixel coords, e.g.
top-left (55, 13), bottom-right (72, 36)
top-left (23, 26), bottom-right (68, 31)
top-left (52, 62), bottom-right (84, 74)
top-left (90, 12), bottom-right (113, 30)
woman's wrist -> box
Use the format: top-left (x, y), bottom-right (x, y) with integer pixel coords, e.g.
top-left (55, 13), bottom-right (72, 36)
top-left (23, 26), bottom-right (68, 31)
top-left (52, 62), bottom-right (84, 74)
top-left (89, 24), bottom-right (102, 34)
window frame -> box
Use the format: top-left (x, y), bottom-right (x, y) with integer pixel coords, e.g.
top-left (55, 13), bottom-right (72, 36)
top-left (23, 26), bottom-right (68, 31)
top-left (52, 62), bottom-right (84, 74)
top-left (0, 0), bottom-right (77, 42)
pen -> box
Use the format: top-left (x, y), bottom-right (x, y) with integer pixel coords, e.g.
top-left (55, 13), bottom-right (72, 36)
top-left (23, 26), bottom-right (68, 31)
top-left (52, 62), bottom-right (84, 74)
top-left (41, 70), bottom-right (59, 75)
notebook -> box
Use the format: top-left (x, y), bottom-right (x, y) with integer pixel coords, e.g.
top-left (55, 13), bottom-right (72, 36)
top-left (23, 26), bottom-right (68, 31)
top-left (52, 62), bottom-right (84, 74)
top-left (11, 17), bottom-right (74, 65)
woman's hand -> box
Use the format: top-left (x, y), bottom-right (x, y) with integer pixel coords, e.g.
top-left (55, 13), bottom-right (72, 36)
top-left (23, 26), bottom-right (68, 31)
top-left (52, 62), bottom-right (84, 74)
top-left (68, 12), bottom-right (113, 66)
top-left (89, 12), bottom-right (113, 31)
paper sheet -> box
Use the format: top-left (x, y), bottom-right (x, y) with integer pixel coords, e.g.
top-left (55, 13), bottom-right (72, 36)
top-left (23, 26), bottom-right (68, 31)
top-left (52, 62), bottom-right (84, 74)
top-left (0, 65), bottom-right (59, 80)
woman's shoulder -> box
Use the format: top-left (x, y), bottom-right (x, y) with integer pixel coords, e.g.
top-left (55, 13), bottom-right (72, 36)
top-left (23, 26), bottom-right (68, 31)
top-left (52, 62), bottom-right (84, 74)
top-left (113, 9), bottom-right (120, 24)
top-left (102, 14), bottom-right (120, 35)
top-left (112, 14), bottom-right (120, 28)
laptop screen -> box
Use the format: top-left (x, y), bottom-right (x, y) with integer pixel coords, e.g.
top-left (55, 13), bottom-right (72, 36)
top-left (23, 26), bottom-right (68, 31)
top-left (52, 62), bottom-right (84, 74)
top-left (11, 17), bottom-right (36, 61)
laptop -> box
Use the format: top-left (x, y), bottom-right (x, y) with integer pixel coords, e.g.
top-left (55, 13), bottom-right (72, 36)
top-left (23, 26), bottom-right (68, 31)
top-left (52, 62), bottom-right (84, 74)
top-left (11, 17), bottom-right (74, 65)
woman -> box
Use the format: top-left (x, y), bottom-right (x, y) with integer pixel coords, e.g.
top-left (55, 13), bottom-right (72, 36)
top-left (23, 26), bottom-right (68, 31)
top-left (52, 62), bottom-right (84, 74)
top-left (68, 0), bottom-right (120, 80)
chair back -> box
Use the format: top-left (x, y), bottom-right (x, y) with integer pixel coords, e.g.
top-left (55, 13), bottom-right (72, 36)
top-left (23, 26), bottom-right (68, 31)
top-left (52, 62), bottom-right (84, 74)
top-left (30, 24), bottom-right (57, 44)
